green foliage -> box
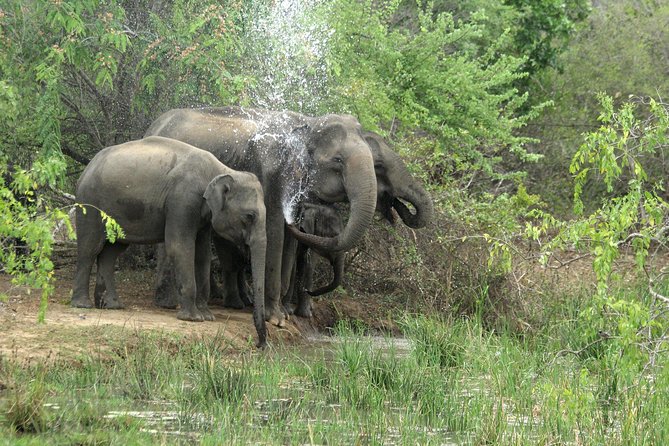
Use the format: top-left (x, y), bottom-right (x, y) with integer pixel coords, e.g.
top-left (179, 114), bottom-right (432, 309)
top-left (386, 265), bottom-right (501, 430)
top-left (322, 0), bottom-right (545, 190)
top-left (568, 95), bottom-right (667, 282)
top-left (396, 0), bottom-right (590, 76)
top-left (2, 320), bottom-right (669, 443)
top-left (400, 315), bottom-right (466, 368)
top-left (525, 2), bottom-right (669, 212)
top-left (137, 1), bottom-right (246, 109)
top-left (3, 377), bottom-right (48, 434)
top-left (0, 162), bottom-right (71, 321)
top-left (503, 0), bottom-right (591, 74)
top-left (529, 96), bottom-right (669, 387)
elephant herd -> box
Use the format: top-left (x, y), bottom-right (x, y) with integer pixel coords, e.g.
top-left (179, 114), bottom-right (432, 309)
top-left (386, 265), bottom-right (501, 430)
top-left (71, 106), bottom-right (433, 348)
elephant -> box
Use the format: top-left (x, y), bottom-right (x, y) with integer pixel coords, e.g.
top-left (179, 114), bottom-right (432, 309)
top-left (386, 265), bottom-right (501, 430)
top-left (282, 203), bottom-right (345, 318)
top-left (144, 107), bottom-right (377, 326)
top-left (364, 131), bottom-right (433, 229)
top-left (71, 136), bottom-right (268, 348)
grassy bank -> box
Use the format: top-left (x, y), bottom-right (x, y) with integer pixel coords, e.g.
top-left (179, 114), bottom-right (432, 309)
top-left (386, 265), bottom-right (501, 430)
top-left (1, 291), bottom-right (668, 445)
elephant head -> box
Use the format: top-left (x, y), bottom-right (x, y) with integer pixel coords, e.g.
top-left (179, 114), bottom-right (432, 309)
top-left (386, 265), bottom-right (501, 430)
top-left (204, 173), bottom-right (267, 348)
top-left (364, 131), bottom-right (433, 229)
top-left (287, 115), bottom-right (377, 253)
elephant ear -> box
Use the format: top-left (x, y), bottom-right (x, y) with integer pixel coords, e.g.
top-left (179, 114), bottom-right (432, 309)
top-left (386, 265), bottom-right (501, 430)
top-left (204, 174), bottom-right (235, 212)
top-left (364, 134), bottom-right (382, 159)
top-left (364, 134), bottom-right (385, 173)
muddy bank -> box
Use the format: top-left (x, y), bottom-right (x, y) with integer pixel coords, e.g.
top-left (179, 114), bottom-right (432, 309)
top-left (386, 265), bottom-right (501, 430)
top-left (0, 265), bottom-right (399, 363)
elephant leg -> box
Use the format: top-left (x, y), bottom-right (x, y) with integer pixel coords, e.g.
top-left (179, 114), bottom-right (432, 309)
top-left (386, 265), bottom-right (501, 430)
top-left (295, 248), bottom-right (313, 318)
top-left (222, 269), bottom-right (244, 309)
top-left (93, 242), bottom-right (128, 309)
top-left (171, 248), bottom-right (201, 322)
top-left (194, 227), bottom-right (214, 321)
top-left (154, 243), bottom-right (179, 309)
top-left (212, 236), bottom-right (245, 309)
top-left (71, 208), bottom-right (105, 308)
top-left (165, 219), bottom-right (202, 321)
top-left (282, 252), bottom-right (298, 315)
top-left (263, 207), bottom-right (287, 326)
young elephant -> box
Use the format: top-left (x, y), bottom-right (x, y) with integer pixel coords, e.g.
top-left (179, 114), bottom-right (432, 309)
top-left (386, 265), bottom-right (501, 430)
top-left (71, 136), bottom-right (267, 347)
top-left (283, 203), bottom-right (345, 318)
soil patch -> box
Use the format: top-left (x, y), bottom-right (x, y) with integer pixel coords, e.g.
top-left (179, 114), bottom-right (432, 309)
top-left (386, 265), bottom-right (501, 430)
top-left (0, 265), bottom-right (391, 364)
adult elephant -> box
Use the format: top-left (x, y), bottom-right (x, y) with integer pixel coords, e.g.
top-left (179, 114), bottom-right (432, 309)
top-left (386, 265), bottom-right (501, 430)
top-left (279, 132), bottom-right (434, 315)
top-left (145, 107), bottom-right (377, 326)
top-left (218, 130), bottom-right (436, 316)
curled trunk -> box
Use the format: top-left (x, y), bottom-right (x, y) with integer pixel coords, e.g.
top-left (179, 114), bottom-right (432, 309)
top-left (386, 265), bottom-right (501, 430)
top-left (307, 252), bottom-right (344, 296)
top-left (392, 186), bottom-right (433, 229)
top-left (385, 150), bottom-right (433, 229)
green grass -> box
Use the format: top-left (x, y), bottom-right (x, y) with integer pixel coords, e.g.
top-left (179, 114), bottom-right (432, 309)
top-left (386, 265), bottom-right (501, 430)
top-left (1, 298), bottom-right (669, 445)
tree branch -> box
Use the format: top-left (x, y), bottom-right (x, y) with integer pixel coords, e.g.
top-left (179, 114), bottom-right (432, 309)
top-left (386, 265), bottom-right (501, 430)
top-left (60, 143), bottom-right (91, 166)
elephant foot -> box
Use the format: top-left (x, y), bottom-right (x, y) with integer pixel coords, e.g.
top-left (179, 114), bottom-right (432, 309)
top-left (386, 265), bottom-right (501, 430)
top-left (95, 295), bottom-right (125, 310)
top-left (295, 302), bottom-right (313, 318)
top-left (283, 303), bottom-right (296, 316)
top-left (177, 308), bottom-right (205, 322)
top-left (198, 307), bottom-right (216, 321)
top-left (154, 292), bottom-right (178, 309)
top-left (266, 306), bottom-right (287, 327)
top-left (155, 279), bottom-right (179, 309)
top-left (71, 295), bottom-right (93, 309)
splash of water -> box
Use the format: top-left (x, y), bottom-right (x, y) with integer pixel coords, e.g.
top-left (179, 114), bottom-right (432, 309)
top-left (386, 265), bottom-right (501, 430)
top-left (243, 0), bottom-right (332, 114)
top-left (241, 1), bottom-right (331, 222)
top-left (281, 131), bottom-right (312, 225)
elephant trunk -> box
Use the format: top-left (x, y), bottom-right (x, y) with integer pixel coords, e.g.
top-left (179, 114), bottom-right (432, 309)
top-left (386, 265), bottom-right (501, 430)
top-left (308, 252), bottom-right (345, 297)
top-left (250, 228), bottom-right (267, 349)
top-left (288, 154), bottom-right (377, 252)
top-left (392, 170), bottom-right (434, 229)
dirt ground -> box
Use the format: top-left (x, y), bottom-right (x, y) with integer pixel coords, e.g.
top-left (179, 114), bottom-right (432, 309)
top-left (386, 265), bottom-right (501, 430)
top-left (0, 262), bottom-right (397, 364)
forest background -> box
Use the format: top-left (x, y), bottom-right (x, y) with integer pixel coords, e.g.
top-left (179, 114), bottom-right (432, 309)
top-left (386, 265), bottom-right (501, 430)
top-left (2, 0), bottom-right (669, 405)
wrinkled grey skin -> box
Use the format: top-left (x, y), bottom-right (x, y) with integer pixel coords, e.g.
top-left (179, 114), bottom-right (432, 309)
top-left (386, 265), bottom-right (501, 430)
top-left (145, 107), bottom-right (377, 326)
top-left (282, 203), bottom-right (344, 318)
top-left (71, 136), bottom-right (268, 348)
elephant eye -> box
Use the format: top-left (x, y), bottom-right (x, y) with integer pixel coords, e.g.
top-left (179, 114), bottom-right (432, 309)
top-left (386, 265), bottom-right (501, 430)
top-left (245, 212), bottom-right (256, 224)
top-left (333, 156), bottom-right (343, 164)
